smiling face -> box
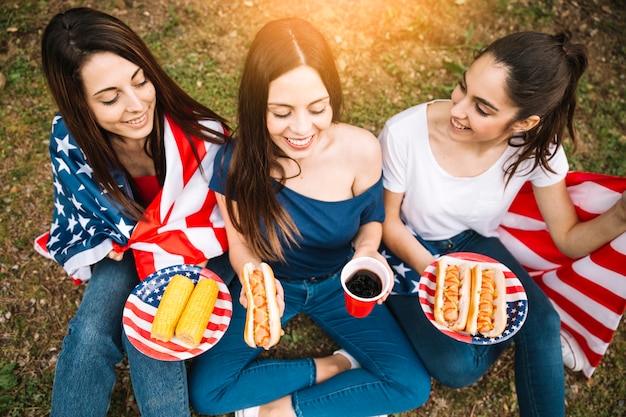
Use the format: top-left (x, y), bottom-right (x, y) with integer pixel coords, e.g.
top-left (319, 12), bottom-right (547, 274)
top-left (266, 65), bottom-right (333, 159)
top-left (448, 53), bottom-right (535, 145)
top-left (80, 51), bottom-right (156, 142)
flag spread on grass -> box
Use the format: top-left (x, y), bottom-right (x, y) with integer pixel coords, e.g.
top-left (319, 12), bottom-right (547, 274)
top-left (34, 114), bottom-right (228, 284)
top-left (498, 171), bottom-right (626, 378)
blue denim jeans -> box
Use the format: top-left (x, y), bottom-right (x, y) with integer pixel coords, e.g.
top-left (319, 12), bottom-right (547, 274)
top-left (386, 230), bottom-right (564, 417)
top-left (188, 269), bottom-right (431, 417)
top-left (50, 251), bottom-right (234, 417)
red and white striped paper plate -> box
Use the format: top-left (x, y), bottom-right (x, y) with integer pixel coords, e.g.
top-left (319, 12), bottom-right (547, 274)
top-left (123, 264), bottom-right (232, 361)
top-left (419, 252), bottom-right (527, 345)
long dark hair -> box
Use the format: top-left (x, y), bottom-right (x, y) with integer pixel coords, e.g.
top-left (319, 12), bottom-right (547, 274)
top-left (41, 7), bottom-right (230, 219)
top-left (225, 17), bottom-right (343, 261)
top-left (477, 31), bottom-right (587, 183)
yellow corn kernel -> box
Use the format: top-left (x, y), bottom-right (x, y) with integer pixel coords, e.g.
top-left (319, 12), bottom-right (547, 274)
top-left (175, 278), bottom-right (219, 347)
top-left (151, 274), bottom-right (194, 342)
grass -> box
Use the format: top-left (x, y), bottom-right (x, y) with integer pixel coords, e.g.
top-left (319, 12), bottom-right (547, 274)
top-left (0, 0), bottom-right (624, 416)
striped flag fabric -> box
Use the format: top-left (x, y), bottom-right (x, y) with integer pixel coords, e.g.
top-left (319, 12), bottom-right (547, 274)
top-left (125, 116), bottom-right (228, 280)
top-left (498, 171), bottom-right (626, 378)
top-left (34, 114), bottom-right (228, 284)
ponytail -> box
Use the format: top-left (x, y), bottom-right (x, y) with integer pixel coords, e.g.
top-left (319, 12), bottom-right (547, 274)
top-left (477, 31), bottom-right (588, 184)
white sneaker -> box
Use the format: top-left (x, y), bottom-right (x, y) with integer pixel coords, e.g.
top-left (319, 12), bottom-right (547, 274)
top-left (333, 349), bottom-right (361, 369)
top-left (561, 330), bottom-right (584, 372)
top-left (235, 406), bottom-right (259, 417)
top-left (235, 404), bottom-right (386, 416)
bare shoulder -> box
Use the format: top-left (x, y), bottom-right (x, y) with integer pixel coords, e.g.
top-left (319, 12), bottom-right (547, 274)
top-left (330, 122), bottom-right (382, 195)
top-left (332, 122), bottom-right (381, 162)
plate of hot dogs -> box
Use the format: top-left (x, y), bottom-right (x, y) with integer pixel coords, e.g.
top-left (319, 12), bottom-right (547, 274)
top-left (418, 252), bottom-right (527, 344)
top-left (123, 264), bottom-right (232, 361)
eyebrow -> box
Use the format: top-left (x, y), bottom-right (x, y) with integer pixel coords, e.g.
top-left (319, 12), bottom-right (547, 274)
top-left (463, 72), bottom-right (499, 112)
top-left (92, 67), bottom-right (143, 97)
top-left (267, 96), bottom-right (330, 108)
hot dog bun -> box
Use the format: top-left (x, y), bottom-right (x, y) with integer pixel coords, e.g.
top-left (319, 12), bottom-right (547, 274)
top-left (433, 259), bottom-right (471, 331)
top-left (479, 267), bottom-right (507, 337)
top-left (465, 264), bottom-right (507, 337)
top-left (242, 262), bottom-right (282, 349)
top-left (433, 259), bottom-right (447, 325)
top-left (465, 264), bottom-right (483, 336)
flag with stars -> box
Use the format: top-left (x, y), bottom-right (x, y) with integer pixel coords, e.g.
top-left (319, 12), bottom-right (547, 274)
top-left (498, 171), bottom-right (626, 378)
top-left (34, 114), bottom-right (228, 284)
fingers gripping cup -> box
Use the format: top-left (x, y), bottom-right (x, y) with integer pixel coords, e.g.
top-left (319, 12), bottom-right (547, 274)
top-left (340, 257), bottom-right (392, 318)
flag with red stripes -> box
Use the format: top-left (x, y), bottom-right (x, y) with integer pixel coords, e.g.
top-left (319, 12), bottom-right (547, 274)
top-left (34, 114), bottom-right (228, 284)
top-left (498, 171), bottom-right (626, 378)
top-left (126, 116), bottom-right (228, 280)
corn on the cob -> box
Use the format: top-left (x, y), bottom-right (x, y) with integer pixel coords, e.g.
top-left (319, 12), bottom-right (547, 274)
top-left (151, 274), bottom-right (194, 342)
top-left (175, 278), bottom-right (219, 347)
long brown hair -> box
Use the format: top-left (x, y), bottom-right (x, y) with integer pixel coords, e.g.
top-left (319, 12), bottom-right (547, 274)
top-left (476, 31), bottom-right (587, 184)
top-left (41, 7), bottom-right (230, 220)
top-left (224, 17), bottom-right (343, 261)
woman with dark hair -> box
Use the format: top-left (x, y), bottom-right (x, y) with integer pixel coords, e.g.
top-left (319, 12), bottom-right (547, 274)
top-left (188, 17), bottom-right (430, 417)
top-left (380, 31), bottom-right (626, 417)
top-left (38, 7), bottom-right (234, 416)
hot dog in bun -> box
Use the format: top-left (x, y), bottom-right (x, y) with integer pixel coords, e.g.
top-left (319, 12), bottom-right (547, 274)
top-left (433, 259), bottom-right (508, 338)
top-left (433, 259), bottom-right (472, 331)
top-left (465, 264), bottom-right (507, 338)
top-left (242, 262), bottom-right (282, 349)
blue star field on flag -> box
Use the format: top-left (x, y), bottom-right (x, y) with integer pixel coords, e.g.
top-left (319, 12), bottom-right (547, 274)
top-left (42, 114), bottom-right (136, 280)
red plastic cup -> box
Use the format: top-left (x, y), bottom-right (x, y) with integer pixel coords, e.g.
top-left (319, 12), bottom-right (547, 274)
top-left (340, 257), bottom-right (392, 318)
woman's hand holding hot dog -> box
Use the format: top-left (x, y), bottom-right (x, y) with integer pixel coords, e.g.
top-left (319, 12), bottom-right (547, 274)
top-left (241, 262), bottom-right (283, 349)
top-left (237, 266), bottom-right (285, 315)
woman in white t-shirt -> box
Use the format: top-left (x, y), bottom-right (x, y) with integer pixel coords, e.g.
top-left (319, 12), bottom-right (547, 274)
top-left (379, 31), bottom-right (626, 417)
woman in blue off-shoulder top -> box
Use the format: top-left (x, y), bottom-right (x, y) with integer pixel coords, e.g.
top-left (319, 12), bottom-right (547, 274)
top-left (188, 17), bottom-right (430, 417)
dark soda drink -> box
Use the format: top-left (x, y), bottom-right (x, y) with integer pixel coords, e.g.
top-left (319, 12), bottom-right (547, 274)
top-left (346, 270), bottom-right (382, 298)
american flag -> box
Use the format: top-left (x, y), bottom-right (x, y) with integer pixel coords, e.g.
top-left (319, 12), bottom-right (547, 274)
top-left (34, 114), bottom-right (228, 284)
top-left (122, 264), bottom-right (232, 361)
top-left (498, 171), bottom-right (626, 378)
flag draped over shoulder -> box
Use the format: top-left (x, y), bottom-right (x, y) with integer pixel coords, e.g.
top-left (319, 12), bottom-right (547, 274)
top-left (498, 171), bottom-right (626, 378)
top-left (34, 114), bottom-right (228, 284)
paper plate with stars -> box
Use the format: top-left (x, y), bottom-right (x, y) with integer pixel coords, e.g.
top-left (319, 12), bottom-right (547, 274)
top-left (123, 264), bottom-right (232, 361)
top-left (419, 252), bottom-right (527, 345)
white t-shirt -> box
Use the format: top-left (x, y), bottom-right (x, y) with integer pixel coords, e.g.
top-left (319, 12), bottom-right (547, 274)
top-left (379, 101), bottom-right (569, 240)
